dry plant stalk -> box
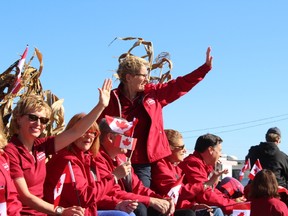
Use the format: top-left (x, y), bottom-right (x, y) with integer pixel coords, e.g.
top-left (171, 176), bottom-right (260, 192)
top-left (0, 47), bottom-right (65, 137)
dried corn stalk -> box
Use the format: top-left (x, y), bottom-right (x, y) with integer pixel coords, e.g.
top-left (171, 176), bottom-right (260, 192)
top-left (0, 47), bottom-right (65, 137)
top-left (110, 37), bottom-right (173, 84)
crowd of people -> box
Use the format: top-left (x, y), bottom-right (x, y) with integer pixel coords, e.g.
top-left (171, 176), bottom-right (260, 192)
top-left (1, 46), bottom-right (288, 216)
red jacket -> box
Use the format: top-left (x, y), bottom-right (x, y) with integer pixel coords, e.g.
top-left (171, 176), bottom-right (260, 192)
top-left (179, 151), bottom-right (236, 214)
top-left (97, 63), bottom-right (212, 164)
top-left (151, 157), bottom-right (205, 209)
top-left (250, 197), bottom-right (288, 216)
top-left (44, 144), bottom-right (116, 216)
top-left (0, 152), bottom-right (22, 215)
top-left (95, 148), bottom-right (162, 209)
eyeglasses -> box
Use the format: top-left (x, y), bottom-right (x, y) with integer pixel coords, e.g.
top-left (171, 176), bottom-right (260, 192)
top-left (170, 144), bottom-right (185, 150)
top-left (134, 73), bottom-right (149, 78)
top-left (83, 129), bottom-right (100, 138)
top-left (25, 114), bottom-right (49, 124)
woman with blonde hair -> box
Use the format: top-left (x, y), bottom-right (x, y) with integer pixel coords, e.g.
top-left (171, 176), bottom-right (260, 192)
top-left (5, 79), bottom-right (111, 215)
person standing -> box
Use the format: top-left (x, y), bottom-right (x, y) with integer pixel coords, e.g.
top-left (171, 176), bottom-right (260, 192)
top-left (245, 127), bottom-right (288, 189)
top-left (97, 47), bottom-right (213, 188)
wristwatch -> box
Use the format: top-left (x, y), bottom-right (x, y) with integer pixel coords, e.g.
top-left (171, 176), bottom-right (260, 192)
top-left (55, 206), bottom-right (64, 215)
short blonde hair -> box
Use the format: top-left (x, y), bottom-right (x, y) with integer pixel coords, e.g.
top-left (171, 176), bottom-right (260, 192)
top-left (9, 94), bottom-right (52, 136)
top-left (164, 129), bottom-right (183, 146)
top-left (117, 55), bottom-right (150, 83)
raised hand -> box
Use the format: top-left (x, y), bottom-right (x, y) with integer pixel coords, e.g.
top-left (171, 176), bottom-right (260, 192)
top-left (205, 47), bottom-right (213, 67)
top-left (98, 79), bottom-right (112, 108)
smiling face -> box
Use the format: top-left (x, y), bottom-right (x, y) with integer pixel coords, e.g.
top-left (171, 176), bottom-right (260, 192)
top-left (128, 65), bottom-right (149, 92)
top-left (169, 138), bottom-right (187, 163)
top-left (74, 130), bottom-right (98, 152)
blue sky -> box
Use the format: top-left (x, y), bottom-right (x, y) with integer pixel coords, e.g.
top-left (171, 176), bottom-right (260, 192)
top-left (1, 1), bottom-right (288, 160)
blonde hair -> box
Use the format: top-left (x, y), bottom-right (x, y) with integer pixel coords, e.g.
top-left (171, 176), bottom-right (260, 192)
top-left (164, 129), bottom-right (183, 146)
top-left (65, 113), bottom-right (100, 157)
top-left (117, 55), bottom-right (149, 83)
top-left (0, 115), bottom-right (7, 149)
top-left (9, 94), bottom-right (52, 136)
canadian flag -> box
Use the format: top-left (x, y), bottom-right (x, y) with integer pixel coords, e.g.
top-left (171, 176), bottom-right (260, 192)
top-left (278, 186), bottom-right (288, 195)
top-left (248, 159), bottom-right (262, 180)
top-left (0, 187), bottom-right (7, 216)
top-left (54, 161), bottom-right (75, 208)
top-left (232, 202), bottom-right (251, 216)
top-left (167, 175), bottom-right (184, 205)
top-left (105, 115), bottom-right (138, 137)
top-left (239, 158), bottom-right (251, 181)
top-left (114, 134), bottom-right (137, 150)
top-left (11, 45), bottom-right (28, 94)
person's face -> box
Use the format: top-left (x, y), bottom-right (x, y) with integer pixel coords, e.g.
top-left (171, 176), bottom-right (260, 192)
top-left (74, 129), bottom-right (98, 152)
top-left (128, 66), bottom-right (149, 92)
top-left (209, 143), bottom-right (222, 165)
top-left (18, 109), bottom-right (49, 138)
top-left (169, 138), bottom-right (187, 163)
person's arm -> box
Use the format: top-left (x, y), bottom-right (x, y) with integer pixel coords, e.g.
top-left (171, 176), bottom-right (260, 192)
top-left (14, 177), bottom-right (84, 215)
top-left (54, 79), bottom-right (112, 152)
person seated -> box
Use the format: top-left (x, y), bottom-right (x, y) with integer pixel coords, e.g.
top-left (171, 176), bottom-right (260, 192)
top-left (44, 113), bottom-right (136, 216)
top-left (96, 116), bottom-right (176, 216)
top-left (0, 117), bottom-right (22, 215)
top-left (178, 133), bottom-right (245, 215)
top-left (249, 169), bottom-right (288, 216)
top-left (151, 129), bottom-right (224, 216)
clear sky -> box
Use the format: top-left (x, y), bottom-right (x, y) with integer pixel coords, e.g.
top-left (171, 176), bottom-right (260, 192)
top-left (1, 1), bottom-right (288, 160)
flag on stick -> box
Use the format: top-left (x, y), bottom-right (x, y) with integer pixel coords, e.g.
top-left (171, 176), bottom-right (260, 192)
top-left (248, 159), bottom-right (262, 180)
top-left (239, 158), bottom-right (250, 181)
top-left (114, 134), bottom-right (137, 150)
top-left (105, 115), bottom-right (138, 137)
top-left (11, 45), bottom-right (28, 94)
top-left (167, 175), bottom-right (184, 205)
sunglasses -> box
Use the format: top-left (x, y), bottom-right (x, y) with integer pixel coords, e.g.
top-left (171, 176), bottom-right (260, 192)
top-left (26, 114), bottom-right (50, 124)
top-left (84, 129), bottom-right (100, 138)
top-left (170, 144), bottom-right (185, 150)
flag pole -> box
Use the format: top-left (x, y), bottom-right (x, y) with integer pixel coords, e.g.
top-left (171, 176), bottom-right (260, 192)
top-left (68, 161), bottom-right (81, 206)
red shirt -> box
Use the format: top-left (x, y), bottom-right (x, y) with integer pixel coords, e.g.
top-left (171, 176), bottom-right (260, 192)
top-left (44, 144), bottom-right (116, 216)
top-left (97, 63), bottom-right (212, 164)
top-left (5, 135), bottom-right (55, 216)
top-left (250, 197), bottom-right (288, 216)
top-left (95, 148), bottom-right (161, 209)
top-left (0, 152), bottom-right (22, 215)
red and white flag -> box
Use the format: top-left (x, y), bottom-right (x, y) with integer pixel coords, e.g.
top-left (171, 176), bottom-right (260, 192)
top-left (114, 134), bottom-right (137, 150)
top-left (105, 115), bottom-right (138, 137)
top-left (239, 158), bottom-right (251, 181)
top-left (278, 186), bottom-right (288, 195)
top-left (232, 202), bottom-right (251, 216)
top-left (11, 45), bottom-right (28, 94)
top-left (248, 159), bottom-right (262, 180)
top-left (167, 175), bottom-right (184, 205)
top-left (54, 161), bottom-right (75, 208)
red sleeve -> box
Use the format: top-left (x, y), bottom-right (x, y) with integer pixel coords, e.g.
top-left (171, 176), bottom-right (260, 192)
top-left (145, 63), bottom-right (211, 107)
top-left (4, 143), bottom-right (23, 179)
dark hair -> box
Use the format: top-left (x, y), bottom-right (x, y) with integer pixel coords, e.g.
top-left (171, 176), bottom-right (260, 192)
top-left (249, 169), bottom-right (279, 199)
top-left (194, 133), bottom-right (223, 153)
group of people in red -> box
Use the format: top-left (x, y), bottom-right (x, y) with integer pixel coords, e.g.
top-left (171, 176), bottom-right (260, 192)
top-left (1, 44), bottom-right (288, 216)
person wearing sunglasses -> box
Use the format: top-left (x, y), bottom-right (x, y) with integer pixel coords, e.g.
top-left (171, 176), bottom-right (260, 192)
top-left (151, 129), bottom-right (224, 216)
top-left (44, 113), bottom-right (136, 216)
top-left (4, 79), bottom-right (112, 216)
top-left (97, 47), bottom-right (213, 189)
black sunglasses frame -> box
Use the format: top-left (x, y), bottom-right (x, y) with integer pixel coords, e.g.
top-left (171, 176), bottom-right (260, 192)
top-left (25, 114), bottom-right (50, 124)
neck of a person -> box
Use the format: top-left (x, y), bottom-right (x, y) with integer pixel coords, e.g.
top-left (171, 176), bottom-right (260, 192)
top-left (123, 84), bottom-right (137, 100)
top-left (17, 133), bottom-right (35, 152)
